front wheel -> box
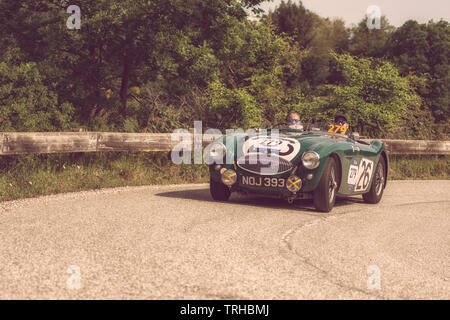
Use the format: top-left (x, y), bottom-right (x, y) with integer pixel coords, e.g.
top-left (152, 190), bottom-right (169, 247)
top-left (363, 156), bottom-right (386, 204)
top-left (313, 157), bottom-right (339, 212)
top-left (210, 178), bottom-right (231, 201)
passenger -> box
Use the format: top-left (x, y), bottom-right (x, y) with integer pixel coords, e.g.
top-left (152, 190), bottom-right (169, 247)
top-left (334, 114), bottom-right (349, 131)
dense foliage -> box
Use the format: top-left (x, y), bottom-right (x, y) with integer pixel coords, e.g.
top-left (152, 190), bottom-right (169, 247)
top-left (0, 0), bottom-right (448, 138)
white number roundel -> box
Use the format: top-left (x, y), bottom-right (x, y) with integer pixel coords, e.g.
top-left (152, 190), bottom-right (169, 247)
top-left (243, 136), bottom-right (300, 162)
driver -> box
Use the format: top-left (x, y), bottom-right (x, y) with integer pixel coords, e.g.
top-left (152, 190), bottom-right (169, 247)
top-left (287, 112), bottom-right (303, 130)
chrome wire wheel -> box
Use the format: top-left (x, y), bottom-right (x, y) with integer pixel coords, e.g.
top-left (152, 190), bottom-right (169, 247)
top-left (375, 163), bottom-right (385, 196)
top-left (314, 157), bottom-right (338, 212)
top-left (363, 156), bottom-right (386, 205)
top-left (328, 166), bottom-right (337, 203)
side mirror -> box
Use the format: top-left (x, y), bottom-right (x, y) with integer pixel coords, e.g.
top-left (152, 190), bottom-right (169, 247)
top-left (351, 132), bottom-right (360, 141)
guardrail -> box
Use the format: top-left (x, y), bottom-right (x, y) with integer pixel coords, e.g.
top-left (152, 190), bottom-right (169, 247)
top-left (0, 132), bottom-right (448, 155)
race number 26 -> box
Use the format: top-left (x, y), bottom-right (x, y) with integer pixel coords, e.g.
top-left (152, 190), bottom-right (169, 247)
top-left (355, 158), bottom-right (374, 191)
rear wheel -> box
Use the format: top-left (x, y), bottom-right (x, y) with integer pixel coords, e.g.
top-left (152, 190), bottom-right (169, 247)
top-left (210, 178), bottom-right (231, 201)
top-left (313, 157), bottom-right (339, 212)
top-left (363, 156), bottom-right (386, 204)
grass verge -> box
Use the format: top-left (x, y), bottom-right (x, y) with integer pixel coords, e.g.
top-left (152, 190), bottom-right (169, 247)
top-left (0, 153), bottom-right (448, 202)
top-left (0, 152), bottom-right (208, 202)
top-left (389, 154), bottom-right (449, 180)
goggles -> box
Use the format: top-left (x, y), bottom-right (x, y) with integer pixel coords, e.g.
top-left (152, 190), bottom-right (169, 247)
top-left (336, 120), bottom-right (347, 126)
top-left (289, 118), bottom-right (300, 124)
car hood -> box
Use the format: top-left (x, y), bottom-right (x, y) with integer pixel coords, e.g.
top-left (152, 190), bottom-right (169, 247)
top-left (221, 131), bottom-right (351, 164)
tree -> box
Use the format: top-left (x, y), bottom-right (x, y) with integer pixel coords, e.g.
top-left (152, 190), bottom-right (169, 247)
top-left (387, 20), bottom-right (450, 123)
top-left (349, 16), bottom-right (395, 58)
top-left (306, 54), bottom-right (421, 137)
top-left (0, 58), bottom-right (73, 131)
top-left (208, 20), bottom-right (290, 129)
top-left (348, 16), bottom-right (395, 58)
top-left (386, 20), bottom-right (430, 74)
top-left (267, 0), bottom-right (321, 49)
top-left (0, 0), bottom-right (267, 127)
top-left (267, 2), bottom-right (350, 92)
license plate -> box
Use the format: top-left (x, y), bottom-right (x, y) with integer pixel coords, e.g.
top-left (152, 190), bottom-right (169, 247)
top-left (241, 176), bottom-right (286, 188)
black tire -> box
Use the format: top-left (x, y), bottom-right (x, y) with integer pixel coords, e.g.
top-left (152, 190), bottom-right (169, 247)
top-left (363, 156), bottom-right (386, 204)
top-left (210, 178), bottom-right (231, 201)
top-left (313, 157), bottom-right (339, 212)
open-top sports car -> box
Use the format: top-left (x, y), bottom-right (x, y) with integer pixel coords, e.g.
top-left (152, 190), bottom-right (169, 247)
top-left (205, 122), bottom-right (388, 212)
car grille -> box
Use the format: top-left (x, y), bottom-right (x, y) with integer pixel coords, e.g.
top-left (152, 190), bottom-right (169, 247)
top-left (237, 154), bottom-right (293, 176)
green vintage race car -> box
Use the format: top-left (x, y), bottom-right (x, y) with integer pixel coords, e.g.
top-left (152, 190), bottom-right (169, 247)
top-left (205, 123), bottom-right (388, 212)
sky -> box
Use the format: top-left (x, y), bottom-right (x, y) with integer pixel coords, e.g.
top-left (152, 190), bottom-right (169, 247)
top-left (257, 0), bottom-right (450, 27)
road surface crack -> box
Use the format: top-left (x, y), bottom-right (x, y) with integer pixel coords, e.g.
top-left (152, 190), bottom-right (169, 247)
top-left (279, 210), bottom-right (392, 299)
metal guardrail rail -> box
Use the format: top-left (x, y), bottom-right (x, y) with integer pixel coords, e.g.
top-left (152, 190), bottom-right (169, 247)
top-left (0, 132), bottom-right (448, 155)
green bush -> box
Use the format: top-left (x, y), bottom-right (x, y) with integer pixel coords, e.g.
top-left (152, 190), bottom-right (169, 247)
top-left (209, 80), bottom-right (262, 129)
top-left (0, 60), bottom-right (73, 131)
top-left (306, 53), bottom-right (422, 137)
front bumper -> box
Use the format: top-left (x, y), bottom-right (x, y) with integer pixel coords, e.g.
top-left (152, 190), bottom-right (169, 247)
top-left (209, 164), bottom-right (317, 199)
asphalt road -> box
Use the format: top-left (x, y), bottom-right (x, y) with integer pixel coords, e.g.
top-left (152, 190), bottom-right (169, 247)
top-left (0, 181), bottom-right (448, 299)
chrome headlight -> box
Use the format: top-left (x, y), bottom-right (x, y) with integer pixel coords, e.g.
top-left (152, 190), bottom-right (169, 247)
top-left (205, 142), bottom-right (227, 164)
top-left (301, 151), bottom-right (320, 170)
